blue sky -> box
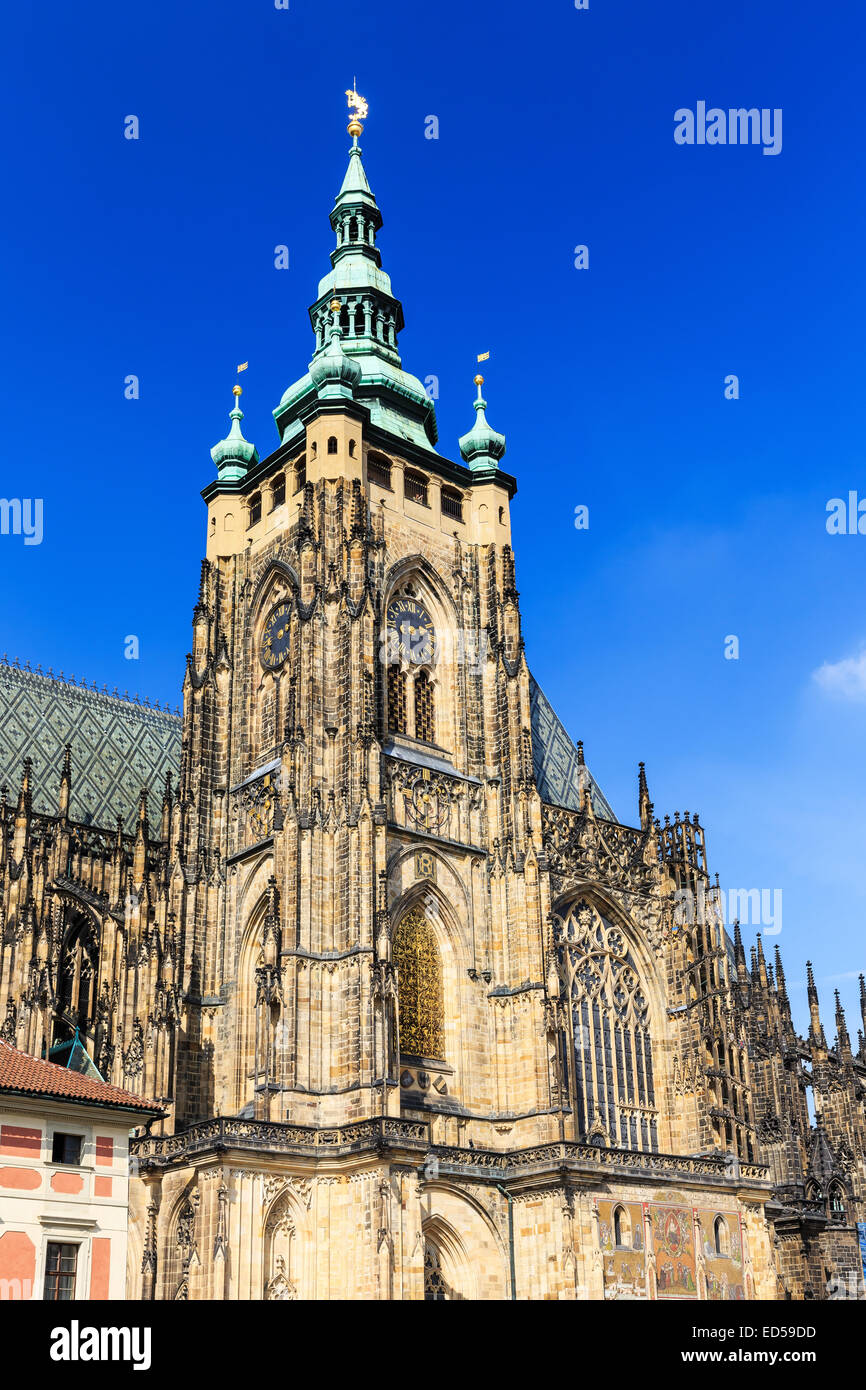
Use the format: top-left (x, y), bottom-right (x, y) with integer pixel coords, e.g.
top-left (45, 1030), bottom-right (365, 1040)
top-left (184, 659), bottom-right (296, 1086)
top-left (1, 0), bottom-right (864, 1038)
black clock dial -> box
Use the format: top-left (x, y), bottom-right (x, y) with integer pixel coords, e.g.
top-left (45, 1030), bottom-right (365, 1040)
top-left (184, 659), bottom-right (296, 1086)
top-left (261, 603), bottom-right (292, 670)
top-left (387, 597), bottom-right (435, 665)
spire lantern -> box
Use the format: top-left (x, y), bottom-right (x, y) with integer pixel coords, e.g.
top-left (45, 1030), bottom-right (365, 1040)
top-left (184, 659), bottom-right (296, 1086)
top-left (274, 100), bottom-right (439, 451)
top-left (308, 296), bottom-right (362, 400)
top-left (211, 385), bottom-right (259, 481)
top-left (458, 375), bottom-right (507, 472)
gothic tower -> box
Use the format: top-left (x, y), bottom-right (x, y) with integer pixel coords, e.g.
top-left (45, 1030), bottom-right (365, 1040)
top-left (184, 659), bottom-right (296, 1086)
top-left (176, 107), bottom-right (538, 1136)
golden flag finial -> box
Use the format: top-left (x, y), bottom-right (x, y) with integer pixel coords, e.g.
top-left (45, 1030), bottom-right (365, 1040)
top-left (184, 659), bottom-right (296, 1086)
top-left (346, 85), bottom-right (368, 136)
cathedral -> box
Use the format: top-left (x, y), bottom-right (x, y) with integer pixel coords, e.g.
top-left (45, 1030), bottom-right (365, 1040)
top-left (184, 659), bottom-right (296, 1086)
top-left (0, 100), bottom-right (864, 1301)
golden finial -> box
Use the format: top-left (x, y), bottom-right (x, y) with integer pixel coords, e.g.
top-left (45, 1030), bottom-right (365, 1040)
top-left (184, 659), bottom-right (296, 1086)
top-left (346, 84), bottom-right (368, 136)
top-left (474, 374), bottom-right (485, 387)
top-left (232, 384), bottom-right (242, 398)
top-left (329, 296), bottom-right (342, 313)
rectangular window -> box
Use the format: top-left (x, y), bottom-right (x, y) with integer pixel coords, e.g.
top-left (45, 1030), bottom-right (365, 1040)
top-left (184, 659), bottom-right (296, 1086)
top-left (43, 1243), bottom-right (78, 1301)
top-left (367, 454), bottom-right (392, 489)
top-left (248, 494), bottom-right (262, 527)
top-left (404, 470), bottom-right (428, 507)
top-left (51, 1132), bottom-right (82, 1166)
top-left (271, 475), bottom-right (285, 508)
top-left (441, 487), bottom-right (463, 522)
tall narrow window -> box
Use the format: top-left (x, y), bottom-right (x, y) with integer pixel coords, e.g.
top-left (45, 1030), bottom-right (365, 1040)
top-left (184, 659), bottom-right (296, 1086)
top-left (271, 474), bottom-right (285, 508)
top-left (393, 906), bottom-right (445, 1060)
top-left (294, 455), bottom-right (306, 492)
top-left (414, 669), bottom-right (435, 744)
top-left (248, 493), bottom-right (262, 527)
top-left (43, 1243), bottom-right (78, 1301)
top-left (387, 666), bottom-right (407, 735)
top-left (713, 1216), bottom-right (729, 1256)
top-left (327, 436), bottom-right (338, 455)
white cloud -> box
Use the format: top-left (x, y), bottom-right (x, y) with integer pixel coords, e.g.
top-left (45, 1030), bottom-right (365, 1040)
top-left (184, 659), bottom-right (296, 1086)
top-left (812, 649), bottom-right (866, 701)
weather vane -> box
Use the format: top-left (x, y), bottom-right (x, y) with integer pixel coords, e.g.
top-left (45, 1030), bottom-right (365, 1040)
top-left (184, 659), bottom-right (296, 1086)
top-left (345, 84), bottom-right (368, 136)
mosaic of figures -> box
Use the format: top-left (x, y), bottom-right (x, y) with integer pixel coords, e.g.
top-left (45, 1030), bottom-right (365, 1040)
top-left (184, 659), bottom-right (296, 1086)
top-left (596, 1200), bottom-right (745, 1300)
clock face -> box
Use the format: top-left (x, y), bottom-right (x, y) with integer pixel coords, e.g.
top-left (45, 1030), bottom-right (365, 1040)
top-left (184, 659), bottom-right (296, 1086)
top-left (261, 603), bottom-right (292, 670)
top-left (387, 597), bottom-right (435, 665)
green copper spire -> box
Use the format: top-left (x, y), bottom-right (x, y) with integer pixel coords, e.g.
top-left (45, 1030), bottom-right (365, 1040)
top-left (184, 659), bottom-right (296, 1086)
top-left (458, 375), bottom-right (506, 472)
top-left (211, 386), bottom-right (259, 481)
top-left (273, 96), bottom-right (438, 452)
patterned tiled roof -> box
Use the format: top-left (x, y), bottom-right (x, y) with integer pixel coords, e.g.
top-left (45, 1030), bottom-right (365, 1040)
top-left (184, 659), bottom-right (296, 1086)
top-left (0, 659), bottom-right (609, 832)
top-left (0, 659), bottom-right (182, 832)
top-left (529, 674), bottom-right (617, 821)
top-left (0, 1040), bottom-right (163, 1114)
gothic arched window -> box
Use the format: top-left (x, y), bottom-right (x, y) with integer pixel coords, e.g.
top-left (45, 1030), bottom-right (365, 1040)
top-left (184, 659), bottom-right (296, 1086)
top-left (714, 1215), bottom-right (730, 1257)
top-left (414, 669), bottom-right (435, 744)
top-left (387, 666), bottom-right (407, 735)
top-left (559, 900), bottom-right (658, 1153)
top-left (393, 906), bottom-right (444, 1060)
top-left (423, 1240), bottom-right (458, 1300)
top-left (55, 914), bottom-right (98, 1045)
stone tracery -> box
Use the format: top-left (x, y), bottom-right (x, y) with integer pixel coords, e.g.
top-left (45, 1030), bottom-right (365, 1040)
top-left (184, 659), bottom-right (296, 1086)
top-left (558, 899), bottom-right (659, 1153)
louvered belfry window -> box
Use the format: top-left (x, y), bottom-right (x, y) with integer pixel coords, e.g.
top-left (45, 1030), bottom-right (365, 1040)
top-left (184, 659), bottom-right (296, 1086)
top-left (414, 669), bottom-right (435, 744)
top-left (387, 666), bottom-right (407, 734)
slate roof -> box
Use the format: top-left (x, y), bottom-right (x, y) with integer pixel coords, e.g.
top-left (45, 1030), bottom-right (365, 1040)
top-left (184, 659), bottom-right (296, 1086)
top-left (0, 659), bottom-right (182, 832)
top-left (529, 674), bottom-right (617, 821)
top-left (0, 1040), bottom-right (163, 1115)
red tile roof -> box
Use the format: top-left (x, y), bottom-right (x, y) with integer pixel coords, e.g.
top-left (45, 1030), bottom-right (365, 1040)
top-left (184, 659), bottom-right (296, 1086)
top-left (0, 1041), bottom-right (164, 1115)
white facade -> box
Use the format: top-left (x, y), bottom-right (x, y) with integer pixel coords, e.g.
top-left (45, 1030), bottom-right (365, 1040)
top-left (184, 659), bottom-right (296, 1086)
top-left (0, 1094), bottom-right (141, 1301)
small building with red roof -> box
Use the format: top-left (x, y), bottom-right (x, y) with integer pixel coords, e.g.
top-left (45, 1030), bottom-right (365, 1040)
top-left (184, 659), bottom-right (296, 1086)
top-left (0, 1039), bottom-right (162, 1300)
